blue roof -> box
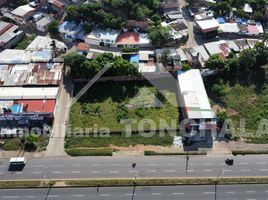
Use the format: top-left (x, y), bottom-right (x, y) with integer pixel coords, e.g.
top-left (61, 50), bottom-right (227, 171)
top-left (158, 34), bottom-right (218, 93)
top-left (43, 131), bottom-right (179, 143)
top-left (12, 104), bottom-right (22, 113)
top-left (217, 17), bottom-right (225, 24)
top-left (236, 18), bottom-right (242, 23)
top-left (130, 54), bottom-right (139, 63)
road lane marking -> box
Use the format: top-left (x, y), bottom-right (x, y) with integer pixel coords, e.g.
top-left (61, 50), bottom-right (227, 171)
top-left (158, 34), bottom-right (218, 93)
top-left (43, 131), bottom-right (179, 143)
top-left (246, 191), bottom-right (256, 193)
top-left (125, 193), bottom-right (136, 196)
top-left (26, 196), bottom-right (35, 198)
top-left (109, 164), bottom-right (119, 166)
top-left (256, 162), bottom-right (266, 164)
top-left (147, 163), bottom-right (157, 166)
top-left (260, 169), bottom-right (268, 171)
top-left (147, 170), bottom-right (157, 173)
top-left (241, 169), bottom-right (251, 172)
top-left (128, 170), bottom-right (138, 173)
top-left (187, 169), bottom-right (195, 172)
top-left (99, 194), bottom-right (111, 196)
top-left (166, 163), bottom-right (176, 166)
top-left (165, 170), bottom-right (176, 173)
top-left (238, 162), bottom-right (248, 165)
top-left (33, 172), bottom-right (42, 174)
top-left (226, 191), bottom-right (235, 194)
top-left (109, 171), bottom-right (119, 173)
top-left (71, 171), bottom-right (81, 174)
top-left (91, 164), bottom-right (100, 166)
top-left (33, 165), bottom-right (43, 167)
top-left (222, 169), bottom-right (232, 172)
top-left (2, 196), bottom-right (19, 199)
top-left (172, 192), bottom-right (184, 195)
top-left (52, 171), bottom-right (62, 174)
top-left (72, 195), bottom-right (85, 197)
top-left (72, 164), bottom-right (82, 167)
top-left (152, 193), bottom-right (162, 195)
top-left (90, 171), bottom-right (100, 173)
top-left (53, 165), bottom-right (63, 167)
top-left (204, 169), bottom-right (213, 172)
top-left (47, 195), bottom-right (58, 198)
top-left (203, 192), bottom-right (215, 194)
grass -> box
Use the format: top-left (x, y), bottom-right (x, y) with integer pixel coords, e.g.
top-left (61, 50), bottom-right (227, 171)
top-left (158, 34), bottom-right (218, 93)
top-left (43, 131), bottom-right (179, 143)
top-left (2, 139), bottom-right (21, 151)
top-left (15, 34), bottom-right (36, 50)
top-left (68, 81), bottom-right (179, 147)
top-left (206, 66), bottom-right (268, 143)
top-left (144, 150), bottom-right (207, 156)
top-left (0, 181), bottom-right (42, 189)
top-left (65, 148), bottom-right (113, 156)
top-left (232, 149), bottom-right (268, 156)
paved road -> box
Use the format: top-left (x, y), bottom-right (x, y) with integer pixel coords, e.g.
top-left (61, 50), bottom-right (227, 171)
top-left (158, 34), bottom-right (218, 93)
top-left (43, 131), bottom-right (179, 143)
top-left (46, 69), bottom-right (73, 157)
top-left (0, 155), bottom-right (268, 180)
top-left (0, 184), bottom-right (268, 200)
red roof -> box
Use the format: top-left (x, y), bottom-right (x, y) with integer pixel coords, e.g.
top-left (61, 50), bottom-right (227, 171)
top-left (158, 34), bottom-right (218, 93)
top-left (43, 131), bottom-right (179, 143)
top-left (116, 32), bottom-right (140, 44)
top-left (247, 25), bottom-right (259, 35)
top-left (76, 43), bottom-right (89, 51)
top-left (17, 100), bottom-right (56, 113)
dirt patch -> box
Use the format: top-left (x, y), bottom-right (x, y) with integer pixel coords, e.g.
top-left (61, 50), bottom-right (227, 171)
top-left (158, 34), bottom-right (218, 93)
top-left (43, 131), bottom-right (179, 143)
top-left (110, 144), bottom-right (183, 153)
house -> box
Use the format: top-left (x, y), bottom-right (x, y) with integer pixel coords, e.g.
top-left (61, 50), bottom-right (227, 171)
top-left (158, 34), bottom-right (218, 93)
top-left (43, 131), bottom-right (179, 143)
top-left (161, 0), bottom-right (179, 13)
top-left (0, 0), bottom-right (7, 7)
top-left (138, 50), bottom-right (157, 73)
top-left (48, 0), bottom-right (65, 17)
top-left (76, 43), bottom-right (89, 54)
top-left (127, 20), bottom-right (150, 31)
top-left (36, 16), bottom-right (53, 33)
top-left (11, 4), bottom-right (36, 25)
top-left (0, 21), bottom-right (24, 50)
top-left (58, 21), bottom-right (85, 41)
top-left (85, 29), bottom-right (119, 47)
top-left (177, 69), bottom-right (216, 141)
top-left (195, 18), bottom-right (219, 33)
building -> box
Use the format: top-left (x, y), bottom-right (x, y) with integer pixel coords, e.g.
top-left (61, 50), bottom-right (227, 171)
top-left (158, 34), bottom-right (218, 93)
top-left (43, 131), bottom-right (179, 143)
top-left (0, 21), bottom-right (24, 50)
top-left (0, 0), bottom-right (7, 7)
top-left (48, 0), bottom-right (65, 17)
top-left (176, 69), bottom-right (216, 141)
top-left (58, 21), bottom-right (85, 41)
top-left (36, 17), bottom-right (53, 33)
top-left (11, 4), bottom-right (36, 25)
top-left (85, 29), bottom-right (119, 47)
top-left (195, 17), bottom-right (219, 33)
top-left (76, 42), bottom-right (89, 54)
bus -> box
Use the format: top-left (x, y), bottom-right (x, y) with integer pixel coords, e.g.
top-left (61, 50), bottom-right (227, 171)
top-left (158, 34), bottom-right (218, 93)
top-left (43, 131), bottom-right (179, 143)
top-left (9, 157), bottom-right (27, 166)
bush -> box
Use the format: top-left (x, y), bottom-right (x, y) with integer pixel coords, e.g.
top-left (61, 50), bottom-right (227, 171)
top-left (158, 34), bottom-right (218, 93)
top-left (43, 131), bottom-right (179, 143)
top-left (121, 46), bottom-right (139, 53)
top-left (144, 150), bottom-right (206, 156)
top-left (232, 150), bottom-right (268, 156)
top-left (65, 148), bottom-right (113, 156)
top-left (2, 140), bottom-right (21, 151)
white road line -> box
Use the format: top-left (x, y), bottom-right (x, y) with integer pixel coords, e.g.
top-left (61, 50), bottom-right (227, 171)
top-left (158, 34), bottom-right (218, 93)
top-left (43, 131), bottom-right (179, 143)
top-left (165, 170), bottom-right (176, 173)
top-left (238, 162), bottom-right (248, 165)
top-left (99, 194), bottom-right (111, 197)
top-left (15, 172), bottom-right (23, 174)
top-left (256, 162), bottom-right (266, 164)
top-left (246, 199), bottom-right (256, 200)
top-left (166, 163), bottom-right (176, 166)
top-left (125, 193), bottom-right (136, 196)
top-left (246, 191), bottom-right (256, 193)
top-left (172, 192), bottom-right (184, 195)
top-left (241, 169), bottom-right (251, 172)
top-left (152, 193), bottom-right (162, 195)
top-left (147, 170), bottom-right (157, 173)
top-left (47, 195), bottom-right (59, 198)
top-left (109, 164), bottom-right (119, 166)
top-left (187, 169), bottom-right (195, 172)
top-left (109, 171), bottom-right (119, 173)
top-left (203, 163), bottom-right (212, 166)
top-left (90, 171), bottom-right (100, 173)
top-left (71, 171), bottom-right (81, 174)
top-left (33, 172), bottom-right (42, 174)
top-left (222, 169), bottom-right (232, 172)
top-left (53, 165), bottom-right (63, 167)
top-left (52, 171), bottom-right (62, 174)
top-left (26, 196), bottom-right (35, 198)
top-left (226, 191), bottom-right (235, 194)
top-left (204, 169), bottom-right (213, 172)
top-left (72, 195), bottom-right (85, 197)
top-left (260, 169), bottom-right (268, 171)
top-left (128, 170), bottom-right (138, 173)
top-left (147, 164), bottom-right (157, 166)
top-left (72, 164), bottom-right (82, 167)
top-left (33, 165), bottom-right (43, 167)
top-left (0, 172), bottom-right (4, 175)
top-left (203, 191), bottom-right (215, 195)
top-left (91, 164), bottom-right (100, 166)
top-left (2, 196), bottom-right (19, 199)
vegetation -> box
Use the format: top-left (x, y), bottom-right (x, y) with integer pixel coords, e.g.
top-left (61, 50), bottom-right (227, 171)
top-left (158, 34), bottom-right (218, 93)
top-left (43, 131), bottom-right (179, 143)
top-left (161, 48), bottom-right (172, 66)
top-left (144, 150), bottom-right (206, 156)
top-left (232, 149), bottom-right (268, 156)
top-left (2, 139), bottom-right (21, 151)
top-left (64, 52), bottom-right (139, 78)
top-left (15, 34), bottom-right (36, 50)
top-left (48, 20), bottom-right (60, 38)
top-left (65, 0), bottom-right (161, 29)
top-left (121, 46), bottom-right (139, 53)
top-left (65, 148), bottom-right (113, 156)
top-left (148, 25), bottom-right (173, 46)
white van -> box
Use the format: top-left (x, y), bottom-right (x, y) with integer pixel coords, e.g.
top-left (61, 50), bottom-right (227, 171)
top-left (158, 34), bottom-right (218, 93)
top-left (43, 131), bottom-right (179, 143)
top-left (9, 157), bottom-right (27, 166)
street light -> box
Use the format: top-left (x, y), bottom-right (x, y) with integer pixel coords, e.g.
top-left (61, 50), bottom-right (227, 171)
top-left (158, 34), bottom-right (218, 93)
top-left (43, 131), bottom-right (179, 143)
top-left (215, 169), bottom-right (223, 200)
top-left (131, 163), bottom-right (137, 200)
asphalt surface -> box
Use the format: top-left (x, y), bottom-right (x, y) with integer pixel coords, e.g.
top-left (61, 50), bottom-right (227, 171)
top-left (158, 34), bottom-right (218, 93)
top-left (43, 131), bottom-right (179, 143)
top-left (0, 155), bottom-right (268, 180)
top-left (0, 184), bottom-right (268, 200)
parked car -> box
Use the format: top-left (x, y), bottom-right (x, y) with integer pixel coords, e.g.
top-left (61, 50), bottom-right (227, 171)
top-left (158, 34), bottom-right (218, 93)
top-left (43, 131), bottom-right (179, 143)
top-left (225, 158), bottom-right (234, 166)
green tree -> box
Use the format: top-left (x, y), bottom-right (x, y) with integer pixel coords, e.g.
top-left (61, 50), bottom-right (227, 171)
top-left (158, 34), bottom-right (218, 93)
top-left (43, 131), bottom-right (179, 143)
top-left (64, 53), bottom-right (87, 78)
top-left (48, 20), bottom-right (60, 37)
top-left (182, 63), bottom-right (191, 71)
top-left (205, 54), bottom-right (226, 70)
top-left (161, 48), bottom-right (172, 66)
top-left (238, 49), bottom-right (256, 70)
top-left (216, 111), bottom-right (228, 128)
top-left (148, 25), bottom-right (173, 46)
top-left (254, 41), bottom-right (268, 66)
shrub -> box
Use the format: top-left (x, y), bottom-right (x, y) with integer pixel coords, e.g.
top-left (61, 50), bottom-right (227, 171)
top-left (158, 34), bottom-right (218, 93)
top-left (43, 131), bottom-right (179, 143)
top-left (2, 140), bottom-right (21, 151)
top-left (144, 150), bottom-right (207, 156)
top-left (232, 149), bottom-right (268, 156)
top-left (65, 148), bottom-right (113, 156)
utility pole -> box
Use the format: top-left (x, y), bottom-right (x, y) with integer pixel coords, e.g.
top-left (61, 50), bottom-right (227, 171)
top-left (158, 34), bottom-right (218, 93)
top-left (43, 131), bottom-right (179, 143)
top-left (185, 151), bottom-right (189, 175)
top-left (131, 163), bottom-right (137, 200)
top-left (215, 169), bottom-right (222, 200)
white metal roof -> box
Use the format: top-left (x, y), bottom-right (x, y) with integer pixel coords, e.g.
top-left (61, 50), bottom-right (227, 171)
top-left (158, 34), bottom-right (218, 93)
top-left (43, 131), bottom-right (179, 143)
top-left (0, 87), bottom-right (58, 100)
top-left (12, 5), bottom-right (35, 17)
top-left (26, 36), bottom-right (67, 51)
top-left (10, 157), bottom-right (26, 162)
top-left (177, 69), bottom-right (215, 119)
top-left (195, 18), bottom-right (219, 31)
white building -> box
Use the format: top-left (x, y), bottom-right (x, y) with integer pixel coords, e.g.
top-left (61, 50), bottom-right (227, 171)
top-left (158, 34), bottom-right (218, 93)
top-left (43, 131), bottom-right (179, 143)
top-left (36, 17), bottom-right (52, 33)
top-left (85, 29), bottom-right (120, 47)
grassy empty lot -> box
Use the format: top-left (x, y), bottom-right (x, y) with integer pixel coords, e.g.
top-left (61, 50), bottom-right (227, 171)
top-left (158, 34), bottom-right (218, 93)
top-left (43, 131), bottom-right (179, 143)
top-left (66, 81), bottom-right (179, 150)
